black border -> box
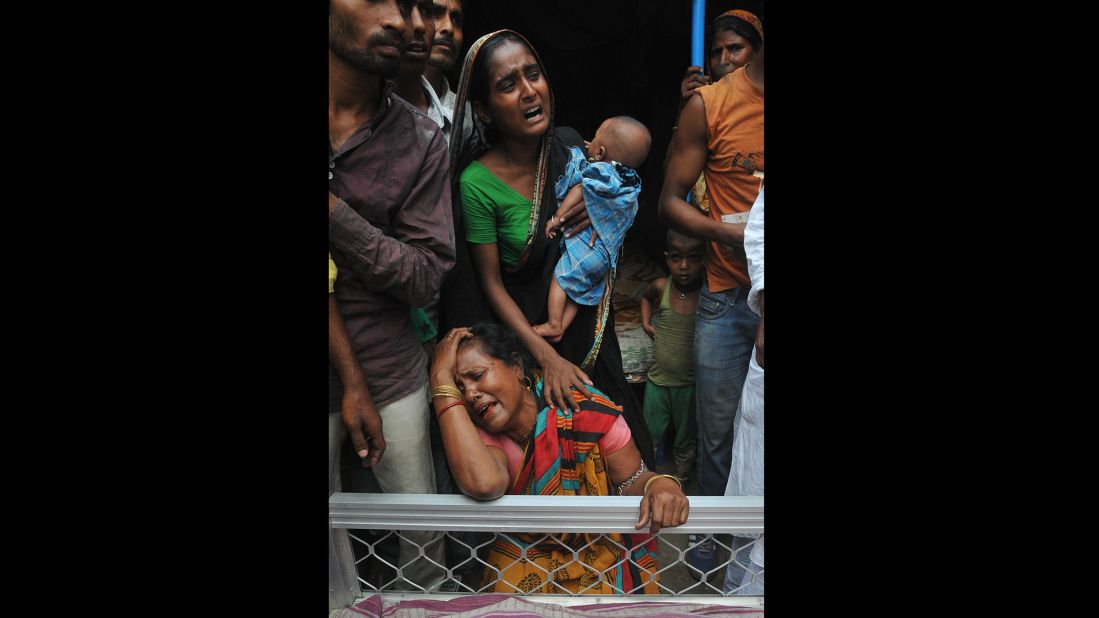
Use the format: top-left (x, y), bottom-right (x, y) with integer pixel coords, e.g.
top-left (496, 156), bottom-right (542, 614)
top-left (111, 0), bottom-right (963, 611)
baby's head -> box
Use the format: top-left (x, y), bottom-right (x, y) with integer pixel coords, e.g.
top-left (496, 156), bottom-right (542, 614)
top-left (586, 116), bottom-right (651, 169)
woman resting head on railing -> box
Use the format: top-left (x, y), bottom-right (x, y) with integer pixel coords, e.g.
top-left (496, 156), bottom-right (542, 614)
top-left (430, 323), bottom-right (689, 594)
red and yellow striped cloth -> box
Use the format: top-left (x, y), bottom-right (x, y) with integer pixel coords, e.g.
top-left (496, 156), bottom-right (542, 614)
top-left (481, 382), bottom-right (659, 594)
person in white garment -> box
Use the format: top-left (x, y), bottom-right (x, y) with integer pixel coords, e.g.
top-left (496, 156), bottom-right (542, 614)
top-left (724, 186), bottom-right (764, 594)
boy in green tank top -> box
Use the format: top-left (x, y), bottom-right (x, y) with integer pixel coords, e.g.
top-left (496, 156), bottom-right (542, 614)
top-left (639, 231), bottom-right (705, 482)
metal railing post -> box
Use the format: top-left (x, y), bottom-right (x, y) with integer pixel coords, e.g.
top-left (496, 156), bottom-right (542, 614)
top-left (329, 520), bottom-right (362, 610)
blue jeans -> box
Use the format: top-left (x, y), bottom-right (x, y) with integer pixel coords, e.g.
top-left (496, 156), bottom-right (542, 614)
top-left (694, 280), bottom-right (759, 497)
top-left (723, 535), bottom-right (756, 593)
top-left (724, 536), bottom-right (764, 594)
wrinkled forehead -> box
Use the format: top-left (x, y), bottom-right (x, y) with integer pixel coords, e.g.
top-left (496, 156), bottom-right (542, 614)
top-left (487, 40), bottom-right (539, 79)
top-left (456, 338), bottom-right (493, 371)
top-left (712, 28), bottom-right (750, 49)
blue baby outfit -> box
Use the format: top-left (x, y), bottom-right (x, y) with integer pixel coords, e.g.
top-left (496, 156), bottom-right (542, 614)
top-left (553, 146), bottom-right (641, 306)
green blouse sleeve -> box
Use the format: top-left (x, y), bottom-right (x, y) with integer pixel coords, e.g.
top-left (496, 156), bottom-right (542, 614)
top-left (460, 164), bottom-right (499, 245)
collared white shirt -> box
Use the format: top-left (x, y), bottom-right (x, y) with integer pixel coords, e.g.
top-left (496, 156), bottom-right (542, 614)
top-left (433, 75), bottom-right (473, 147)
top-left (420, 74), bottom-right (453, 144)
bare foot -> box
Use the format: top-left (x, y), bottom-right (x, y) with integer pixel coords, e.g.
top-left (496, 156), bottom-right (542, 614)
top-left (533, 322), bottom-right (564, 343)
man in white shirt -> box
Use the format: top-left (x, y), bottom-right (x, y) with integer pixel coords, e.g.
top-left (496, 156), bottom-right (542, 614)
top-left (424, 0), bottom-right (472, 144)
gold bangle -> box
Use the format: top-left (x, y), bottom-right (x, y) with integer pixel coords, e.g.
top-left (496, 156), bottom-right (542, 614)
top-left (643, 473), bottom-right (683, 495)
top-left (431, 385), bottom-right (463, 401)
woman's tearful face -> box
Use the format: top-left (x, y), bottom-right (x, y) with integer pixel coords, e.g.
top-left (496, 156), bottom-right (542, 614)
top-left (456, 341), bottom-right (524, 433)
top-left (483, 40), bottom-right (550, 141)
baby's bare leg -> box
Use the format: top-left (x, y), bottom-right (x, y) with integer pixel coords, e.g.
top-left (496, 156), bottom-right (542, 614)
top-left (560, 296), bottom-right (579, 334)
top-left (533, 278), bottom-right (569, 342)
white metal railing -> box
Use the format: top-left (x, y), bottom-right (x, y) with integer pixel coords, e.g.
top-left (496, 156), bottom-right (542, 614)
top-left (329, 493), bottom-right (764, 610)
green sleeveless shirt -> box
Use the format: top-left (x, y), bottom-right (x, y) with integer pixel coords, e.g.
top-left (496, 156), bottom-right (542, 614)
top-left (648, 282), bottom-right (696, 387)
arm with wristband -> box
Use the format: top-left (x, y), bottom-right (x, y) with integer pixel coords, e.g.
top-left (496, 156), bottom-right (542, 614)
top-left (604, 438), bottom-right (689, 533)
top-left (429, 327), bottom-right (512, 500)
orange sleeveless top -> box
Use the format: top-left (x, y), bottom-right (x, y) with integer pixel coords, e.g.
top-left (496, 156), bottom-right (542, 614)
top-left (697, 66), bottom-right (763, 292)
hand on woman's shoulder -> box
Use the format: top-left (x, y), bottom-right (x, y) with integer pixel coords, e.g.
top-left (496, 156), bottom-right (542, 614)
top-left (568, 384), bottom-right (619, 413)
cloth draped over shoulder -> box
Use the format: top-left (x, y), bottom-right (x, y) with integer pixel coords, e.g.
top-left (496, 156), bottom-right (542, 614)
top-left (481, 380), bottom-right (659, 594)
top-left (447, 30), bottom-right (654, 469)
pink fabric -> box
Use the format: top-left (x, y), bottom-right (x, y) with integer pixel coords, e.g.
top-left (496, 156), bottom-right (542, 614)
top-left (342, 593), bottom-right (765, 617)
top-left (476, 427), bottom-right (524, 480)
top-left (600, 414), bottom-right (631, 455)
top-left (476, 415), bottom-right (631, 484)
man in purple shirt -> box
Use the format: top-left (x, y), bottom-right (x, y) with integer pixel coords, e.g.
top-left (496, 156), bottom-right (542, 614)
top-left (328, 0), bottom-right (454, 590)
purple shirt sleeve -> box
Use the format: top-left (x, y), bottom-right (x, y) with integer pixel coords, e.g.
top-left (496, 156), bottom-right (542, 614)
top-left (328, 129), bottom-right (456, 308)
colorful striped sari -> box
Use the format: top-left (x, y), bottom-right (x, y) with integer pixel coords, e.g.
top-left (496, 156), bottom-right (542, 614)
top-left (481, 381), bottom-right (660, 594)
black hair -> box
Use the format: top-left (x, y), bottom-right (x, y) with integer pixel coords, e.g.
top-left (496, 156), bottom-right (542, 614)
top-left (666, 229), bottom-right (704, 249)
top-left (469, 32), bottom-right (532, 104)
top-left (460, 322), bottom-right (537, 377)
top-left (468, 32), bottom-right (539, 144)
top-left (707, 15), bottom-right (763, 52)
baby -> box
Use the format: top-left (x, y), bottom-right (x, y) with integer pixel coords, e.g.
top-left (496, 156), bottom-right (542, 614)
top-left (534, 116), bottom-right (652, 342)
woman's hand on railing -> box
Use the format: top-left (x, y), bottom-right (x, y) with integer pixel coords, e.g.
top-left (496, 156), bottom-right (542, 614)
top-left (636, 476), bottom-right (690, 534)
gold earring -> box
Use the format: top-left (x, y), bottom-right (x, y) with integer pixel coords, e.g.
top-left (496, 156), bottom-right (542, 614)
top-left (520, 375), bottom-right (533, 390)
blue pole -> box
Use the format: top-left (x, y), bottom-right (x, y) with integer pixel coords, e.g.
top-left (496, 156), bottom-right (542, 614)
top-left (691, 0), bottom-right (706, 71)
top-left (686, 0), bottom-right (706, 204)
